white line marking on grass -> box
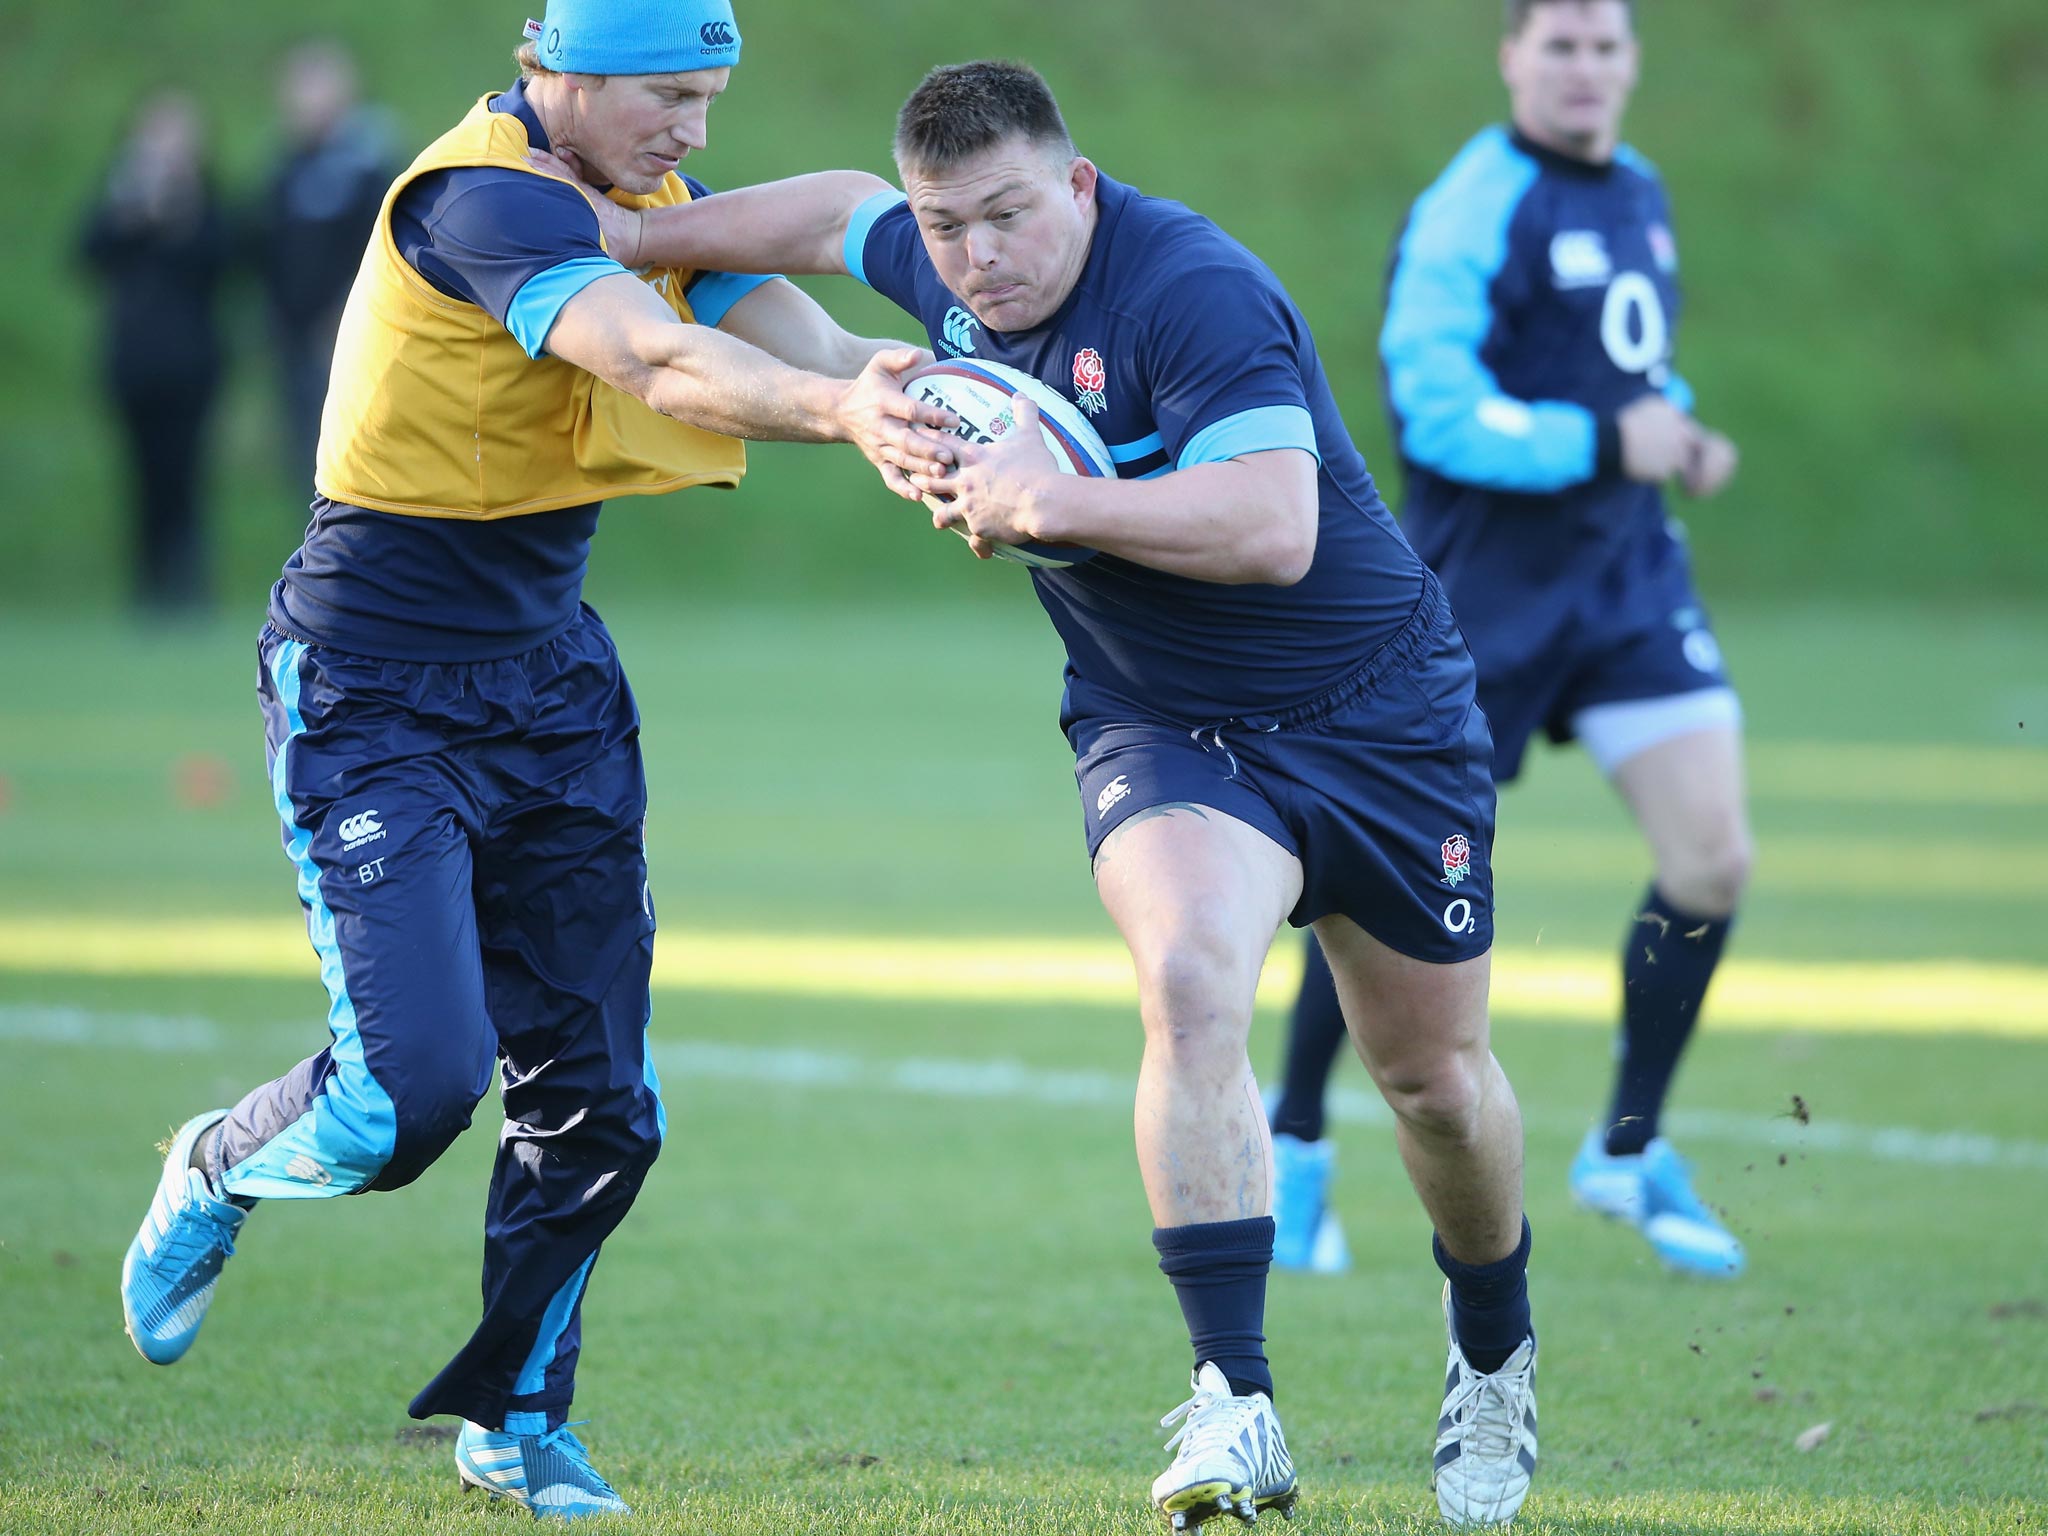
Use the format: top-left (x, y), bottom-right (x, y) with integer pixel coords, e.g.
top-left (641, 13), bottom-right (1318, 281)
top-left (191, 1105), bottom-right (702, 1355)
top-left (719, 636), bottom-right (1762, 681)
top-left (0, 1003), bottom-right (220, 1052)
top-left (652, 1042), bottom-right (2048, 1175)
top-left (8, 1001), bottom-right (2046, 1173)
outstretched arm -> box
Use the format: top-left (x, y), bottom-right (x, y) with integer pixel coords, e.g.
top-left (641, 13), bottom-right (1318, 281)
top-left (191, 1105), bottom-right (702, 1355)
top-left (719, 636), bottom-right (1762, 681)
top-left (543, 272), bottom-right (951, 486)
top-left (531, 149), bottom-right (884, 278)
top-left (712, 274), bottom-right (916, 380)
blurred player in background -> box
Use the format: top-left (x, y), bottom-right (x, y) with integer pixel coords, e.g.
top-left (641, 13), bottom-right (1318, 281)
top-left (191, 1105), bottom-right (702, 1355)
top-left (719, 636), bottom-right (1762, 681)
top-left (77, 91), bottom-right (231, 614)
top-left (250, 39), bottom-right (397, 486)
top-left (550, 58), bottom-right (1543, 1529)
top-left (117, 0), bottom-right (954, 1519)
top-left (1270, 0), bottom-right (1749, 1283)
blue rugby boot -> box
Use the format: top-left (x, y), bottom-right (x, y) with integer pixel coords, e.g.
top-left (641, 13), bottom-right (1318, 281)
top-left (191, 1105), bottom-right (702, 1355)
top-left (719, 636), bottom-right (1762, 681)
top-left (1270, 1133), bottom-right (1350, 1274)
top-left (1569, 1129), bottom-right (1744, 1277)
top-left (456, 1418), bottom-right (631, 1520)
top-left (121, 1110), bottom-right (247, 1364)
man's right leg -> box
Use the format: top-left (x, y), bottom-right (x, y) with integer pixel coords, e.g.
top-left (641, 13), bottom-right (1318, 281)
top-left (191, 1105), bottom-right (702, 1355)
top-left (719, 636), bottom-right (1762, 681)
top-left (1094, 802), bottom-right (1305, 1530)
top-left (1313, 916), bottom-right (1535, 1528)
top-left (123, 633), bottom-right (497, 1364)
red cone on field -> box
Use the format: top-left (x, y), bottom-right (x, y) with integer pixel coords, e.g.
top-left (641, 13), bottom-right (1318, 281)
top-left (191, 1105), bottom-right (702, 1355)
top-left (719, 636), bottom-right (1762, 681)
top-left (173, 754), bottom-right (234, 809)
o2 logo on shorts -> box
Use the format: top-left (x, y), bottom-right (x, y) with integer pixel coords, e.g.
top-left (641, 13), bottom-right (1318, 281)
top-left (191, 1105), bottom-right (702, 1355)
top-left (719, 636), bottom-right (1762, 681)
top-left (1442, 898), bottom-right (1478, 936)
top-left (1682, 628), bottom-right (1724, 674)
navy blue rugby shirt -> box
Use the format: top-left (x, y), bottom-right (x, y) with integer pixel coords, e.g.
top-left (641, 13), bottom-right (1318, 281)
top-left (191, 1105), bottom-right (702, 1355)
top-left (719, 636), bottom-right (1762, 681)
top-left (1381, 125), bottom-right (1696, 672)
top-left (270, 80), bottom-right (775, 661)
top-left (849, 174), bottom-right (1428, 724)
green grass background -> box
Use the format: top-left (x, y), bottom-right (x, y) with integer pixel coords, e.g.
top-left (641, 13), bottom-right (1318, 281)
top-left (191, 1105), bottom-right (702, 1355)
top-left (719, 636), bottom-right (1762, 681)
top-left (10, 0), bottom-right (2048, 607)
top-left (2, 598), bottom-right (2044, 1533)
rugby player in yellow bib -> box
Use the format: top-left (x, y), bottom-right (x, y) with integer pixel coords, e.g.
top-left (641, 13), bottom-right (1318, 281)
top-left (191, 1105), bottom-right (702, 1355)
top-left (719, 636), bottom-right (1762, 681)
top-left (116, 1), bottom-right (954, 1519)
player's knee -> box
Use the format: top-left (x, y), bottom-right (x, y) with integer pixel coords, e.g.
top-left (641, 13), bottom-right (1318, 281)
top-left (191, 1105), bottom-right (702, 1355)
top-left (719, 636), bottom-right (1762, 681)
top-left (620, 1091), bottom-right (664, 1169)
top-left (1662, 823), bottom-right (1753, 917)
top-left (373, 1061), bottom-right (491, 1192)
top-left (579, 1079), bottom-right (667, 1172)
top-left (1377, 1054), bottom-right (1486, 1143)
top-left (1133, 931), bottom-right (1257, 1053)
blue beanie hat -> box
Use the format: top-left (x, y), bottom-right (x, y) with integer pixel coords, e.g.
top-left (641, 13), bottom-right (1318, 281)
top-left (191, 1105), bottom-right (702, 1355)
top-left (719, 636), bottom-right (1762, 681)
top-left (527, 0), bottom-right (740, 75)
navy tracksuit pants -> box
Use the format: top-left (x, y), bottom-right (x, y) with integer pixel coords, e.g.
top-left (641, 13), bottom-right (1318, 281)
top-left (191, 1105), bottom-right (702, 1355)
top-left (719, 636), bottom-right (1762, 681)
top-left (208, 608), bottom-right (665, 1429)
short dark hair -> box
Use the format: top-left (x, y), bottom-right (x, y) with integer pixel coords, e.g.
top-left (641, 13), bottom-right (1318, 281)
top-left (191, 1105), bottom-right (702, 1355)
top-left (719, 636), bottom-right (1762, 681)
top-left (1504, 0), bottom-right (1633, 34)
top-left (893, 60), bottom-right (1075, 175)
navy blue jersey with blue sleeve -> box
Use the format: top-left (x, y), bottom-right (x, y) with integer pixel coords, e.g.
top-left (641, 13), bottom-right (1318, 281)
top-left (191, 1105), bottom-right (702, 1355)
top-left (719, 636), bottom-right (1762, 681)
top-left (1381, 126), bottom-right (1697, 680)
top-left (271, 81), bottom-right (776, 663)
top-left (850, 174), bottom-right (1430, 723)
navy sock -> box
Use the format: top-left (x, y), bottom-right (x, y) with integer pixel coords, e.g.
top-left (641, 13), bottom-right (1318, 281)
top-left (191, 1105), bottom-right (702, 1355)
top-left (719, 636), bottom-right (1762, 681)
top-left (1271, 937), bottom-right (1348, 1144)
top-left (1607, 887), bottom-right (1733, 1156)
top-left (1434, 1218), bottom-right (1533, 1375)
top-left (1153, 1218), bottom-right (1276, 1400)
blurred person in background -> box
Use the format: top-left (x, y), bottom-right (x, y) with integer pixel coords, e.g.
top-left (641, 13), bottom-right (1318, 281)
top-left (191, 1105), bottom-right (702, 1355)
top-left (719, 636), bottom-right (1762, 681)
top-left (113, 0), bottom-right (954, 1519)
top-left (78, 90), bottom-right (231, 614)
top-left (1270, 0), bottom-right (1750, 1284)
top-left (251, 39), bottom-right (397, 486)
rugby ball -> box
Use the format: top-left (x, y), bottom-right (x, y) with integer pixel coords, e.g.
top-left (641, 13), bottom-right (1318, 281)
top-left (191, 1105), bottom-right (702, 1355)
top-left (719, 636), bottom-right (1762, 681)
top-left (904, 357), bottom-right (1112, 569)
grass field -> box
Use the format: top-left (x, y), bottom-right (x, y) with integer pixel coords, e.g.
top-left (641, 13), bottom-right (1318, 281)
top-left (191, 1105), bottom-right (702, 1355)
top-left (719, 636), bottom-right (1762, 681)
top-left (2, 593), bottom-right (2045, 1534)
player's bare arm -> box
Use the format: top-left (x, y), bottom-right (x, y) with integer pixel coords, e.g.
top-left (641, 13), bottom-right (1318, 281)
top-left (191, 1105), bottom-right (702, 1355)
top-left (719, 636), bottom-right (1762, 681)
top-left (713, 279), bottom-right (943, 500)
top-left (714, 278), bottom-right (919, 380)
top-left (530, 148), bottom-right (883, 276)
top-left (543, 271), bottom-right (955, 483)
top-left (915, 394), bottom-right (1318, 585)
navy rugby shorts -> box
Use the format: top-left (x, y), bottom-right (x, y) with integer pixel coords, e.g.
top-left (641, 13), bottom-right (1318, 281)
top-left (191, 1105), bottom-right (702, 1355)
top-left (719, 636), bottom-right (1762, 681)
top-left (1459, 522), bottom-right (1735, 783)
top-left (1063, 574), bottom-right (1497, 965)
top-left (1479, 596), bottom-right (1733, 784)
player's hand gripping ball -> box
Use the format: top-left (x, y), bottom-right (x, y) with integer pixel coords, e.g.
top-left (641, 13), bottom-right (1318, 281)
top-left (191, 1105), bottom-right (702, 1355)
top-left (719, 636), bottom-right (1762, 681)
top-left (902, 358), bottom-right (1113, 568)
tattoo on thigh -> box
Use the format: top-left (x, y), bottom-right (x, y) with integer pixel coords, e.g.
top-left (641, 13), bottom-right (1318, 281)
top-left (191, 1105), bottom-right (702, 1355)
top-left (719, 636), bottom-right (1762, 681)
top-left (1096, 802), bottom-right (1209, 868)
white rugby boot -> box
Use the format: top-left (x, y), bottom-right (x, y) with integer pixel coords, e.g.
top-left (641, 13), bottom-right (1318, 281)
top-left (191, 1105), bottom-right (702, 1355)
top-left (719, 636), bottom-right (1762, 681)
top-left (1431, 1288), bottom-right (1537, 1527)
top-left (1151, 1362), bottom-right (1298, 1530)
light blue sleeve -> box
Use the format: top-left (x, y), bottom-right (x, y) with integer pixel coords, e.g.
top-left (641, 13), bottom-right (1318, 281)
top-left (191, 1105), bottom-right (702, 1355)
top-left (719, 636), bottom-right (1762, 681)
top-left (1176, 405), bottom-right (1319, 470)
top-left (1660, 371), bottom-right (1696, 415)
top-left (684, 269), bottom-right (781, 327)
top-left (1380, 129), bottom-right (1601, 493)
top-left (843, 190), bottom-right (907, 287)
top-left (508, 255), bottom-right (635, 359)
